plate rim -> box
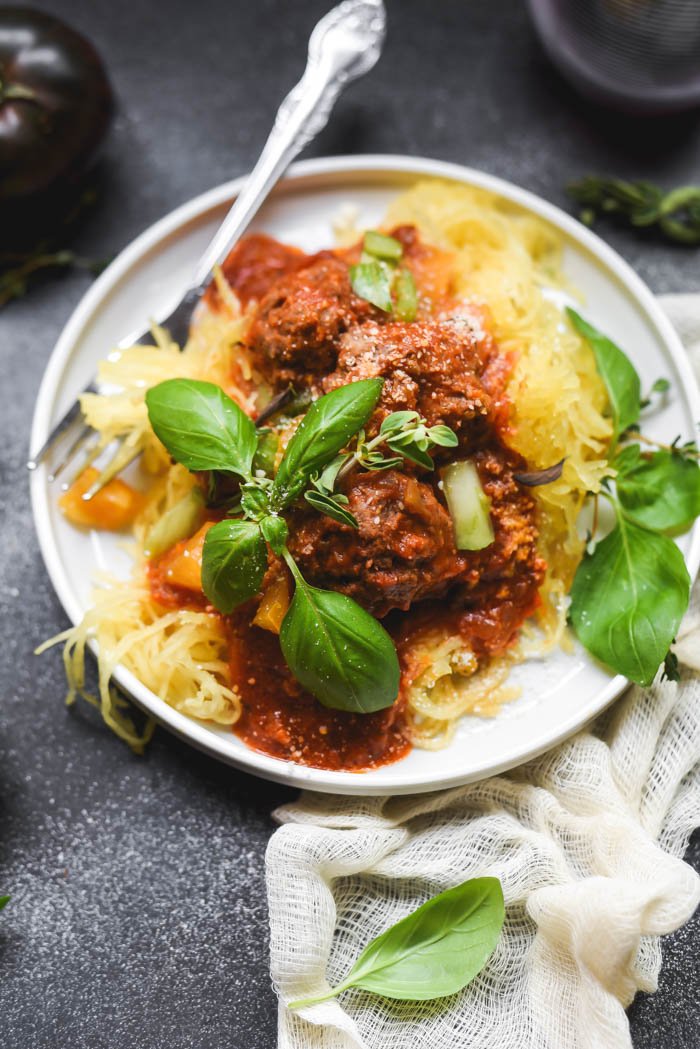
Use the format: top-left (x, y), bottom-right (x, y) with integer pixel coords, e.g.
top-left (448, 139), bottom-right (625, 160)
top-left (30, 153), bottom-right (700, 795)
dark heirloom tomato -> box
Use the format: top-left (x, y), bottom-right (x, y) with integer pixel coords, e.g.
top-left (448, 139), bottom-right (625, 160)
top-left (0, 8), bottom-right (113, 201)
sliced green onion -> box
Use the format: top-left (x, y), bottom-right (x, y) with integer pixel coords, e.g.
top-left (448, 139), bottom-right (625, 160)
top-left (394, 268), bottom-right (418, 322)
top-left (441, 460), bottom-right (495, 551)
top-left (363, 230), bottom-right (403, 261)
top-left (144, 486), bottom-right (206, 558)
top-left (350, 260), bottom-right (394, 312)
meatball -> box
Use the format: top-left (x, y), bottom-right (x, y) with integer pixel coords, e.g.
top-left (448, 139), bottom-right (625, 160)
top-left (246, 254), bottom-right (381, 387)
top-left (323, 320), bottom-right (493, 448)
top-left (287, 470), bottom-right (464, 617)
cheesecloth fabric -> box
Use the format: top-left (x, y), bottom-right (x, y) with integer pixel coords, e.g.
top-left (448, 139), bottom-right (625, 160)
top-left (266, 295), bottom-right (700, 1049)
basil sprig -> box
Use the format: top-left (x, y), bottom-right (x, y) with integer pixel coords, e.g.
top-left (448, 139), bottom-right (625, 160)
top-left (289, 876), bottom-right (504, 1009)
top-left (568, 311), bottom-right (700, 685)
top-left (146, 376), bottom-right (402, 714)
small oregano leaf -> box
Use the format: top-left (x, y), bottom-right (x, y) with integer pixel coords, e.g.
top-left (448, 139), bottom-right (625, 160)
top-left (289, 877), bottom-right (505, 1009)
top-left (304, 489), bottom-right (359, 529)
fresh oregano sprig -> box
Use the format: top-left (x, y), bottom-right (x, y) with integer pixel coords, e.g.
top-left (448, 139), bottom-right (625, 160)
top-left (568, 177), bottom-right (700, 245)
top-left (567, 308), bottom-right (700, 685)
top-left (289, 876), bottom-right (504, 1009)
top-left (305, 409), bottom-right (459, 527)
top-left (146, 376), bottom-right (400, 714)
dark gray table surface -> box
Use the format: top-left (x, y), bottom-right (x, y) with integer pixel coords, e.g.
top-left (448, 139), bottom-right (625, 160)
top-left (1, 1), bottom-right (698, 1046)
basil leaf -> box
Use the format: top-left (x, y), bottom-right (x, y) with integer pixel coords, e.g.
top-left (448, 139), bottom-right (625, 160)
top-left (394, 268), bottom-right (418, 322)
top-left (201, 519), bottom-right (267, 613)
top-left (350, 260), bottom-right (394, 312)
top-left (569, 515), bottom-right (690, 686)
top-left (616, 447), bottom-right (700, 534)
top-left (304, 489), bottom-right (359, 528)
top-left (289, 877), bottom-right (504, 1009)
top-left (567, 309), bottom-right (641, 442)
top-left (146, 378), bottom-right (257, 477)
top-left (279, 565), bottom-right (400, 713)
top-left (273, 379), bottom-right (383, 505)
top-left (240, 482), bottom-right (271, 520)
top-left (363, 230), bottom-right (403, 261)
top-left (0, 895), bottom-right (9, 911)
top-left (260, 514), bottom-right (289, 555)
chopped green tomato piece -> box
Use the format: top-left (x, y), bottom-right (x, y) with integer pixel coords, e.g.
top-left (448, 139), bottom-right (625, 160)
top-left (349, 260), bottom-right (394, 312)
top-left (144, 486), bottom-right (206, 558)
top-left (363, 230), bottom-right (403, 261)
top-left (441, 460), bottom-right (495, 550)
top-left (394, 268), bottom-right (418, 322)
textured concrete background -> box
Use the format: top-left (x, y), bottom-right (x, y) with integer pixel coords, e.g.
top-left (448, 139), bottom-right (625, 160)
top-left (1, 1), bottom-right (698, 1046)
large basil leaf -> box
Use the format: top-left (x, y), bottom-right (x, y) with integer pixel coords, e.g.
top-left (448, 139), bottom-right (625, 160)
top-left (273, 379), bottom-right (383, 506)
top-left (279, 571), bottom-right (399, 713)
top-left (201, 519), bottom-right (267, 613)
top-left (567, 309), bottom-right (641, 443)
top-left (616, 446), bottom-right (700, 534)
top-left (289, 877), bottom-right (504, 1009)
top-left (569, 515), bottom-right (690, 685)
top-left (146, 378), bottom-right (257, 477)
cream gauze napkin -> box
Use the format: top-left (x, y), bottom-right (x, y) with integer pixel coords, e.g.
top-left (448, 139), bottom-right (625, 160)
top-left (266, 295), bottom-right (700, 1049)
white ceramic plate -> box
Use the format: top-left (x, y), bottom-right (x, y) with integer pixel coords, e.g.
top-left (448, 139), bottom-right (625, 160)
top-left (30, 155), bottom-right (700, 795)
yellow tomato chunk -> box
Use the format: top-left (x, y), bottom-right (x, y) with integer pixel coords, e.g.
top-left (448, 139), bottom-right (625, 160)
top-left (159, 521), bottom-right (215, 593)
top-left (60, 467), bottom-right (144, 531)
top-left (253, 573), bottom-right (290, 634)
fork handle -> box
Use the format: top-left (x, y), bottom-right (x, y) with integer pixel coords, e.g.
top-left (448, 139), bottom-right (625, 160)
top-left (190, 0), bottom-right (386, 289)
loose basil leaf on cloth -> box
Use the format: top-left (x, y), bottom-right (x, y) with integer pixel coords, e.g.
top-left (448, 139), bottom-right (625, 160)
top-left (273, 379), bottom-right (383, 504)
top-left (304, 489), bottom-right (359, 529)
top-left (146, 378), bottom-right (257, 477)
top-left (349, 260), bottom-right (394, 312)
top-left (567, 309), bottom-right (641, 443)
top-left (569, 515), bottom-right (690, 686)
top-left (288, 876), bottom-right (505, 1009)
top-left (279, 555), bottom-right (399, 714)
top-left (0, 895), bottom-right (9, 911)
top-left (615, 447), bottom-right (700, 534)
top-left (201, 519), bottom-right (267, 613)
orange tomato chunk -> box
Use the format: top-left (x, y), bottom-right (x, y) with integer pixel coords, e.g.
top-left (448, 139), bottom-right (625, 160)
top-left (158, 521), bottom-right (215, 593)
top-left (60, 467), bottom-right (144, 531)
top-left (253, 573), bottom-right (290, 634)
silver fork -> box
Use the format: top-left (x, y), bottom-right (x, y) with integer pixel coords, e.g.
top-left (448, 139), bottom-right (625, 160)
top-left (27, 0), bottom-right (386, 497)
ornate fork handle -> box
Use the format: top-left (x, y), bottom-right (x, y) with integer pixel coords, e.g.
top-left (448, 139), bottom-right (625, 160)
top-left (28, 0), bottom-right (385, 476)
top-left (191, 0), bottom-right (386, 287)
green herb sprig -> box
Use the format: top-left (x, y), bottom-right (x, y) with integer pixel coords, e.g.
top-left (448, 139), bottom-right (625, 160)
top-left (288, 876), bottom-right (504, 1009)
top-left (146, 377), bottom-right (456, 715)
top-left (568, 177), bottom-right (700, 245)
top-left (349, 230), bottom-right (418, 319)
top-left (567, 308), bottom-right (700, 685)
